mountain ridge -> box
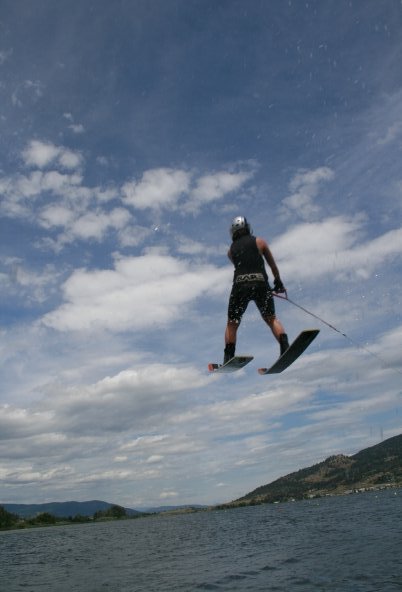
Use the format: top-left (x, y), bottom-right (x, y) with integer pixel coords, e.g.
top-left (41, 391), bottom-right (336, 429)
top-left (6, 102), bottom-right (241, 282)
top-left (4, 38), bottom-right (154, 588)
top-left (0, 500), bottom-right (207, 519)
top-left (1, 500), bottom-right (141, 519)
top-left (227, 433), bottom-right (402, 507)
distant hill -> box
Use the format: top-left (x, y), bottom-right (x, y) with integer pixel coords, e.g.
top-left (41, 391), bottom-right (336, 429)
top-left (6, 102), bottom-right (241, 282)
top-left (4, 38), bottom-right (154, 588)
top-left (143, 505), bottom-right (207, 513)
top-left (1, 499), bottom-right (208, 520)
top-left (226, 434), bottom-right (402, 507)
top-left (1, 500), bottom-right (141, 519)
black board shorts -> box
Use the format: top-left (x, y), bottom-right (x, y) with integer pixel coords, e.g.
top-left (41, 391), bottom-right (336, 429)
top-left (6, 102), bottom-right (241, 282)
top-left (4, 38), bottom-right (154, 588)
top-left (227, 282), bottom-right (275, 322)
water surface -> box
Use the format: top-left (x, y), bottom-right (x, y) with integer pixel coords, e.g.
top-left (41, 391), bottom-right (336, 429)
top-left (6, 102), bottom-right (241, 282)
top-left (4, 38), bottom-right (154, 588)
top-left (1, 489), bottom-right (401, 591)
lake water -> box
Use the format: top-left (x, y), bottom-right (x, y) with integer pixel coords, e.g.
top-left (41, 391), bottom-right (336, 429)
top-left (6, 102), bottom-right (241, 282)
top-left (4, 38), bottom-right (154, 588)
top-left (1, 489), bottom-right (401, 591)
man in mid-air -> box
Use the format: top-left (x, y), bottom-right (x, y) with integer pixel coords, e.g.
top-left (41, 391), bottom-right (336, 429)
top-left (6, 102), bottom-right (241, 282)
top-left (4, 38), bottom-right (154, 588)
top-left (223, 216), bottom-right (289, 364)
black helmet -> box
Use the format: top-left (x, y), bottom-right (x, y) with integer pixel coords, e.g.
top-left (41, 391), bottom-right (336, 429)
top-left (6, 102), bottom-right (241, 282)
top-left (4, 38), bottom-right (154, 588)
top-left (230, 216), bottom-right (251, 239)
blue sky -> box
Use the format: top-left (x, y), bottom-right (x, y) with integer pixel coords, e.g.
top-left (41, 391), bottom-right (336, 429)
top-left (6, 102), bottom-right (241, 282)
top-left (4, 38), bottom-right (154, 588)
top-left (1, 0), bottom-right (402, 508)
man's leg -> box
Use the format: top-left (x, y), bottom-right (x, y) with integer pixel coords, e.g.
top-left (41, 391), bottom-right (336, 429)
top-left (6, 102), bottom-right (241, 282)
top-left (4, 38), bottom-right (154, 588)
top-left (224, 319), bottom-right (239, 363)
top-left (256, 287), bottom-right (289, 355)
top-left (263, 314), bottom-right (289, 355)
top-left (224, 285), bottom-right (248, 363)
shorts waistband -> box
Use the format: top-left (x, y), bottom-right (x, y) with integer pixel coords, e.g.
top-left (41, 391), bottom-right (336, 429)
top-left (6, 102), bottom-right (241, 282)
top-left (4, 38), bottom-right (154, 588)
top-left (235, 273), bottom-right (266, 283)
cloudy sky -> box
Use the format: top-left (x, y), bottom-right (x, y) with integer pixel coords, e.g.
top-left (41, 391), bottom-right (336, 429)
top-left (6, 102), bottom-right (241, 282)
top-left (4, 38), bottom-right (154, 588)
top-left (1, 0), bottom-right (402, 509)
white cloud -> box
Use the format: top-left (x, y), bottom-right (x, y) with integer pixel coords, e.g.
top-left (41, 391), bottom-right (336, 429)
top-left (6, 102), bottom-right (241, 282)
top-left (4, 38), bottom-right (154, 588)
top-left (0, 169), bottom-right (86, 220)
top-left (11, 80), bottom-right (45, 107)
top-left (16, 170), bottom-right (83, 199)
top-left (40, 170), bottom-right (83, 192)
top-left (0, 140), bottom-right (136, 248)
top-left (280, 166), bottom-right (335, 221)
top-left (122, 168), bottom-right (191, 210)
top-left (22, 140), bottom-right (82, 170)
top-left (0, 363), bottom-right (210, 448)
top-left (121, 167), bottom-right (253, 214)
top-left (376, 122), bottom-right (402, 146)
top-left (0, 405), bottom-right (53, 440)
top-left (62, 113), bottom-right (85, 134)
top-left (273, 216), bottom-right (402, 282)
top-left (37, 198), bottom-right (133, 249)
top-left (42, 253), bottom-right (224, 332)
top-left (22, 140), bottom-right (60, 168)
top-left (176, 236), bottom-right (227, 257)
top-left (201, 383), bottom-right (315, 425)
top-left (117, 224), bottom-right (153, 247)
top-left (39, 204), bottom-right (76, 228)
top-left (93, 187), bottom-right (119, 203)
top-left (159, 491), bottom-right (178, 499)
top-left (69, 124), bottom-right (85, 134)
top-left (0, 48), bottom-right (13, 65)
top-left (57, 149), bottom-right (83, 169)
top-left (0, 258), bottom-right (60, 304)
top-left (1, 152), bottom-right (254, 253)
top-left (120, 435), bottom-right (168, 452)
top-left (67, 207), bottom-right (131, 241)
top-left (184, 170), bottom-right (253, 213)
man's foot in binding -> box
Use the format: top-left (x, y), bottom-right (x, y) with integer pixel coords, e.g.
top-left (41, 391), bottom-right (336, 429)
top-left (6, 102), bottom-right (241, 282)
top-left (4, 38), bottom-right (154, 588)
top-left (279, 333), bottom-right (289, 356)
top-left (224, 343), bottom-right (236, 364)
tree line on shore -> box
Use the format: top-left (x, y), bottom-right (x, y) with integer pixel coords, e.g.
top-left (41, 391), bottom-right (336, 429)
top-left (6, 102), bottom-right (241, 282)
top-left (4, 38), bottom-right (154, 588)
top-left (0, 504), bottom-right (144, 530)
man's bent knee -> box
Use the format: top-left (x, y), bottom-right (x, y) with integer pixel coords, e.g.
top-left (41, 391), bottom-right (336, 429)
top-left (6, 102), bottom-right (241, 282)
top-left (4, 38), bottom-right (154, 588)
top-left (227, 318), bottom-right (241, 326)
top-left (263, 314), bottom-right (276, 325)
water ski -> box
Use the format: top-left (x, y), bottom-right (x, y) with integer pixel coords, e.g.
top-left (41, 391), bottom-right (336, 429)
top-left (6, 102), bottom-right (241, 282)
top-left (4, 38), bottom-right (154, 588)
top-left (208, 355), bottom-right (254, 374)
top-left (258, 329), bottom-right (319, 375)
